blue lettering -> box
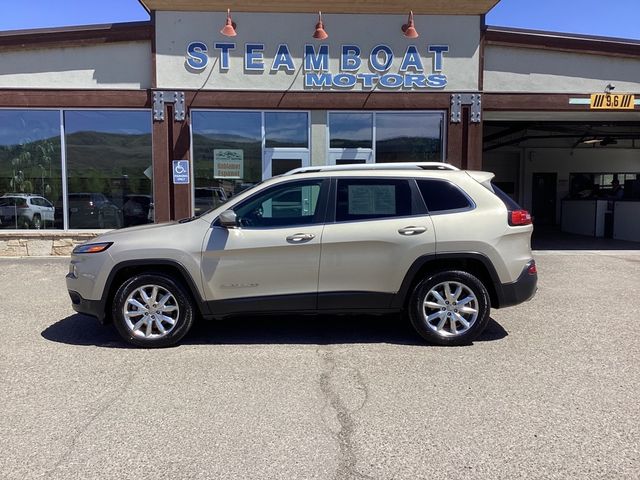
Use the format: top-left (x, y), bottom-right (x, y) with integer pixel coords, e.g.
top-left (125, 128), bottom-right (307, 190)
top-left (400, 46), bottom-right (424, 72)
top-left (305, 72), bottom-right (332, 87)
top-left (404, 74), bottom-right (427, 88)
top-left (428, 45), bottom-right (449, 72)
top-left (332, 73), bottom-right (357, 88)
top-left (304, 44), bottom-right (329, 71)
top-left (426, 74), bottom-right (448, 88)
top-left (379, 74), bottom-right (403, 88)
top-left (213, 42), bottom-right (235, 70)
top-left (186, 42), bottom-right (208, 70)
top-left (245, 44), bottom-right (265, 71)
top-left (357, 73), bottom-right (378, 89)
top-left (369, 45), bottom-right (394, 72)
top-left (340, 45), bottom-right (361, 71)
top-left (271, 44), bottom-right (295, 72)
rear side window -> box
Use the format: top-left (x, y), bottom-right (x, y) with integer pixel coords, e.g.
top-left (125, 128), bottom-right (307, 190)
top-left (336, 179), bottom-right (413, 222)
top-left (492, 184), bottom-right (522, 210)
top-left (417, 180), bottom-right (472, 213)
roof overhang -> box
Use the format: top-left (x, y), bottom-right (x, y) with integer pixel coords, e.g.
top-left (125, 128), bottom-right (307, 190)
top-left (137, 0), bottom-right (500, 15)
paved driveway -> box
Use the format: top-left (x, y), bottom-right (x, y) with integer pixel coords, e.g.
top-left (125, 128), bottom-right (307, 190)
top-left (0, 252), bottom-right (639, 479)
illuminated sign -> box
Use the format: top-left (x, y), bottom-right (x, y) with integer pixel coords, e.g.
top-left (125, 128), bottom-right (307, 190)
top-left (185, 42), bottom-right (449, 90)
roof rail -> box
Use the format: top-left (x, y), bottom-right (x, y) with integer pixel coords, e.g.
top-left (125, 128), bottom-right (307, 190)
top-left (284, 162), bottom-right (459, 175)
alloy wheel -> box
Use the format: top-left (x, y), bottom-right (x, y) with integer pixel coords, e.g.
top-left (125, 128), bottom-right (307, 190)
top-left (123, 284), bottom-right (180, 339)
top-left (422, 281), bottom-right (479, 337)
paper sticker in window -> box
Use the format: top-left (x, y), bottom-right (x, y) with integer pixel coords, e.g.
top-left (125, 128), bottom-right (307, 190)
top-left (348, 185), bottom-right (396, 215)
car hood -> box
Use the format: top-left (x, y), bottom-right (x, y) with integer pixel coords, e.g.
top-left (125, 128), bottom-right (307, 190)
top-left (88, 218), bottom-right (209, 243)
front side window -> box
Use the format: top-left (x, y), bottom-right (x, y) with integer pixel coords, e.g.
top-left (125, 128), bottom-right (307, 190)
top-left (234, 180), bottom-right (325, 228)
top-left (0, 110), bottom-right (62, 229)
top-left (336, 179), bottom-right (413, 222)
top-left (65, 110), bottom-right (152, 229)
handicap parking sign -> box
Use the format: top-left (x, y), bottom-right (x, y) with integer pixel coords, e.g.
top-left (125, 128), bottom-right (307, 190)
top-left (172, 160), bottom-right (190, 184)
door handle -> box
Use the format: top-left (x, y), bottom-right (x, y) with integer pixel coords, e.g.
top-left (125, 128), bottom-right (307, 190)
top-left (286, 233), bottom-right (315, 243)
top-left (398, 226), bottom-right (427, 236)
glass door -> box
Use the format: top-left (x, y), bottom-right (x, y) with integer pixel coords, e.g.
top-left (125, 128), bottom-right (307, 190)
top-left (263, 111), bottom-right (310, 179)
top-left (263, 150), bottom-right (310, 178)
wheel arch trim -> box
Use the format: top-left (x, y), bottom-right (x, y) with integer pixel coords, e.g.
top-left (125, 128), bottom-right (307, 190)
top-left (99, 259), bottom-right (210, 322)
top-left (392, 252), bottom-right (505, 309)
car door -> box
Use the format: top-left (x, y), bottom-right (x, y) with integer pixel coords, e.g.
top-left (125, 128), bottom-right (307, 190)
top-left (201, 178), bottom-right (329, 314)
top-left (318, 177), bottom-right (436, 309)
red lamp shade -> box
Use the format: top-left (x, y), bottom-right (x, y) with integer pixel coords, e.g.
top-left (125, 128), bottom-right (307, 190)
top-left (221, 9), bottom-right (237, 37)
top-left (402, 11), bottom-right (419, 38)
top-left (313, 11), bottom-right (328, 40)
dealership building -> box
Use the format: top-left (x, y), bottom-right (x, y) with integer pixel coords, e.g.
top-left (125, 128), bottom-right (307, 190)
top-left (1, 0), bottom-right (639, 255)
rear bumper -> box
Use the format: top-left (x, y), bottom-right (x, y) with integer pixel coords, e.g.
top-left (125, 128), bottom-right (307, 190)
top-left (68, 288), bottom-right (107, 323)
top-left (496, 261), bottom-right (538, 308)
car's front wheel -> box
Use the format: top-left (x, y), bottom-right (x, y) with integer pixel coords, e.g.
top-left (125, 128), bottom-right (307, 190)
top-left (112, 273), bottom-right (194, 347)
top-left (408, 270), bottom-right (490, 346)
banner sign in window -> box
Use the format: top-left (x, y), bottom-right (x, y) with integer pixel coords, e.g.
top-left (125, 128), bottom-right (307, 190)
top-left (348, 185), bottom-right (396, 215)
top-left (214, 150), bottom-right (244, 179)
top-left (590, 93), bottom-right (635, 110)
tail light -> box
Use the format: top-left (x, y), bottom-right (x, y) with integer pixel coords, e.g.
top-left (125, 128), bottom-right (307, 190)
top-left (527, 261), bottom-right (537, 275)
top-left (509, 209), bottom-right (532, 226)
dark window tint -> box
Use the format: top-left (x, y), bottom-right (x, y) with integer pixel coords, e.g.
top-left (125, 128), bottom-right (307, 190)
top-left (336, 179), bottom-right (412, 222)
top-left (417, 180), bottom-right (472, 213)
top-left (235, 180), bottom-right (324, 228)
top-left (492, 184), bottom-right (522, 210)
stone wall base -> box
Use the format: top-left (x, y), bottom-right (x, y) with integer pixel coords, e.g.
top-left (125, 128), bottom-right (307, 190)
top-left (0, 231), bottom-right (102, 256)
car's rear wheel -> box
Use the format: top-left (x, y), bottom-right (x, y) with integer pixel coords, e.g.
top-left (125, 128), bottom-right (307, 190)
top-left (112, 273), bottom-right (194, 348)
top-left (408, 270), bottom-right (490, 346)
top-left (32, 214), bottom-right (42, 230)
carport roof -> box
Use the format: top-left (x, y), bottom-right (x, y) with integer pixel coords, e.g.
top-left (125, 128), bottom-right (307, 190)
top-left (137, 0), bottom-right (501, 15)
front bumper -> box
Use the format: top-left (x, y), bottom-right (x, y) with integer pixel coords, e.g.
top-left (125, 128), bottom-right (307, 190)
top-left (496, 260), bottom-right (538, 308)
top-left (67, 287), bottom-right (107, 323)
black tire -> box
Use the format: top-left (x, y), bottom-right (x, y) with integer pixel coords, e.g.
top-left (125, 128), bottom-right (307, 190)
top-left (112, 273), bottom-right (194, 348)
top-left (408, 270), bottom-right (491, 346)
top-left (32, 214), bottom-right (42, 230)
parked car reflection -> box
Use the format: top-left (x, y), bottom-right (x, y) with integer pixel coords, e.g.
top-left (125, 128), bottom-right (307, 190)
top-left (194, 187), bottom-right (228, 216)
top-left (0, 193), bottom-right (55, 229)
top-left (123, 194), bottom-right (153, 227)
top-left (68, 193), bottom-right (122, 229)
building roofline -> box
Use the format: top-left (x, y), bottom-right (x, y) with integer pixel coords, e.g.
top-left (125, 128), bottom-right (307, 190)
top-left (0, 21), bottom-right (153, 51)
top-left (485, 25), bottom-right (640, 58)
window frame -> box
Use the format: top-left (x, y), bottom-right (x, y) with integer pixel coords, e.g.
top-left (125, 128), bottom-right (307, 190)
top-left (326, 110), bottom-right (447, 165)
top-left (327, 177), bottom-right (427, 224)
top-left (415, 179), bottom-right (476, 216)
top-left (0, 107), bottom-right (153, 232)
top-left (190, 109), bottom-right (312, 217)
top-left (222, 178), bottom-right (330, 230)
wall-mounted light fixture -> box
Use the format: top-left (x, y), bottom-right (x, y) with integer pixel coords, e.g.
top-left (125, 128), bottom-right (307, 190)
top-left (402, 11), bottom-right (419, 38)
top-left (313, 11), bottom-right (329, 40)
top-left (221, 8), bottom-right (237, 37)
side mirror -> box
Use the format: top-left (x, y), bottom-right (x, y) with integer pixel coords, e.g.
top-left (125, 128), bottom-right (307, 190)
top-left (219, 209), bottom-right (238, 228)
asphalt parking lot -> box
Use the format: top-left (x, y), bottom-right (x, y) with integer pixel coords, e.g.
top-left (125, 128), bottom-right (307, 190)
top-left (1, 252), bottom-right (639, 480)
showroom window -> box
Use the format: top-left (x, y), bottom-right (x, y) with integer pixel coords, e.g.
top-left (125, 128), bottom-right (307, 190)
top-left (328, 111), bottom-right (444, 165)
top-left (65, 111), bottom-right (153, 229)
top-left (0, 109), bottom-right (152, 231)
top-left (0, 110), bottom-right (63, 230)
top-left (191, 110), bottom-right (310, 215)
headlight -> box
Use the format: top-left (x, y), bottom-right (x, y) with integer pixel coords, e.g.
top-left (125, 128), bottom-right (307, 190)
top-left (72, 242), bottom-right (113, 254)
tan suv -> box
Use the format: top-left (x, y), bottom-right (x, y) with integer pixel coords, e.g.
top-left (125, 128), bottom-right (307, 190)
top-left (66, 163), bottom-right (537, 348)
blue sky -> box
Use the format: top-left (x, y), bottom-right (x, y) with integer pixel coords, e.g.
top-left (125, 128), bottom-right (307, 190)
top-left (0, 0), bottom-right (638, 40)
